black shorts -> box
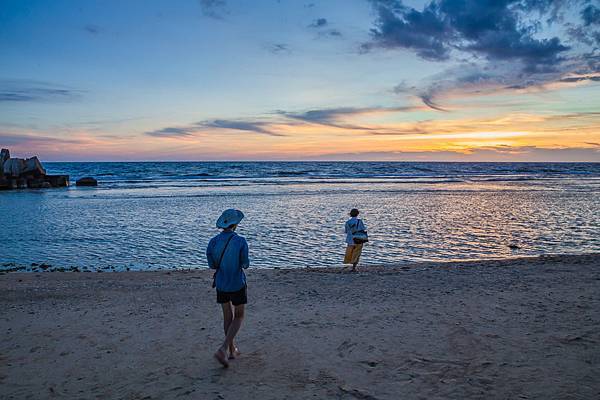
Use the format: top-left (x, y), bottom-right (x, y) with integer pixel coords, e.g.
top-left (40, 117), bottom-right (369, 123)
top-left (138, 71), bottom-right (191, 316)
top-left (216, 285), bottom-right (247, 306)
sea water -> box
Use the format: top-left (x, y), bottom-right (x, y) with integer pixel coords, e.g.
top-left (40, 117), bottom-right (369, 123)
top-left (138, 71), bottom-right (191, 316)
top-left (1, 162), bottom-right (599, 270)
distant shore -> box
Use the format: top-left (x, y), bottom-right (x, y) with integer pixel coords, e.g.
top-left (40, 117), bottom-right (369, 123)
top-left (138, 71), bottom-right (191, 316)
top-left (1, 253), bottom-right (599, 399)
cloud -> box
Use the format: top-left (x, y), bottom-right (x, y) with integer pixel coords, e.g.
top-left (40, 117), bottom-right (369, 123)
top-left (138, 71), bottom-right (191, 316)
top-left (266, 43), bottom-right (291, 54)
top-left (365, 0), bottom-right (571, 70)
top-left (0, 132), bottom-right (82, 146)
top-left (557, 73), bottom-right (600, 84)
top-left (145, 118), bottom-right (284, 138)
top-left (394, 59), bottom-right (600, 111)
top-left (309, 18), bottom-right (328, 28)
top-left (364, 1), bottom-right (452, 61)
top-left (279, 106), bottom-right (418, 129)
top-left (582, 4), bottom-right (600, 26)
top-left (142, 107), bottom-right (600, 146)
top-left (199, 0), bottom-right (228, 19)
top-left (143, 106), bottom-right (426, 140)
top-left (145, 127), bottom-right (196, 138)
top-left (308, 17), bottom-right (342, 37)
top-left (198, 119), bottom-right (283, 136)
top-left (0, 80), bottom-right (82, 102)
top-left (84, 24), bottom-right (101, 35)
top-left (363, 1), bottom-right (600, 111)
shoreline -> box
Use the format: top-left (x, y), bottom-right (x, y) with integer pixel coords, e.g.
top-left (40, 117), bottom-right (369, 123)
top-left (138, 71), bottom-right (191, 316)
top-left (2, 252), bottom-right (599, 399)
top-left (2, 252), bottom-right (598, 273)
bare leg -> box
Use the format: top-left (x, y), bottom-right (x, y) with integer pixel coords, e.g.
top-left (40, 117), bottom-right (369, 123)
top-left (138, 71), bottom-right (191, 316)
top-left (220, 303), bottom-right (241, 359)
top-left (214, 303), bottom-right (234, 367)
top-left (219, 304), bottom-right (245, 357)
top-left (222, 302), bottom-right (233, 336)
top-left (351, 262), bottom-right (358, 271)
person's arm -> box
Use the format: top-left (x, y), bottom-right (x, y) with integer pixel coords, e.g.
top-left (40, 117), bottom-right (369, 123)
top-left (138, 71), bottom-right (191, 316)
top-left (344, 221), bottom-right (349, 234)
top-left (359, 219), bottom-right (366, 231)
top-left (240, 238), bottom-right (250, 269)
top-left (206, 238), bottom-right (216, 269)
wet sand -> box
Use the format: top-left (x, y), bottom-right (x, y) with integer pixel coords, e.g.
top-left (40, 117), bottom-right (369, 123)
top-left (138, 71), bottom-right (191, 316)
top-left (1, 254), bottom-right (599, 399)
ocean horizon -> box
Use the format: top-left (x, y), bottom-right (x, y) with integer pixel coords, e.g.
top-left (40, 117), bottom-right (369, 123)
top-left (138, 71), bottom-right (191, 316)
top-left (1, 161), bottom-right (599, 271)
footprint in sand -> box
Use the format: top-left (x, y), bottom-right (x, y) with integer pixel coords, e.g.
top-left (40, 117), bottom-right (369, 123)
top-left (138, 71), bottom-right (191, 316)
top-left (337, 340), bottom-right (357, 358)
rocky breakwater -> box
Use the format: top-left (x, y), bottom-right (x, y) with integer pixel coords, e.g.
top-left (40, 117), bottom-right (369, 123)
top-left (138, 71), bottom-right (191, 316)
top-left (0, 148), bottom-right (69, 190)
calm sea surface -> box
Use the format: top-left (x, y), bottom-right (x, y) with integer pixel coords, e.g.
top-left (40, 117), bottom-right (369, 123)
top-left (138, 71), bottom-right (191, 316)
top-left (1, 162), bottom-right (599, 270)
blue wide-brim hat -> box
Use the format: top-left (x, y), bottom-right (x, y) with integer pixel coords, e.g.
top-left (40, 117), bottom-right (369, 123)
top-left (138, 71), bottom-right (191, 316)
top-left (216, 209), bottom-right (244, 229)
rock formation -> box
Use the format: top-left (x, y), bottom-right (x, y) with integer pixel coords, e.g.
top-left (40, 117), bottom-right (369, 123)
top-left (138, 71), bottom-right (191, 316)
top-left (76, 177), bottom-right (98, 186)
top-left (0, 148), bottom-right (69, 190)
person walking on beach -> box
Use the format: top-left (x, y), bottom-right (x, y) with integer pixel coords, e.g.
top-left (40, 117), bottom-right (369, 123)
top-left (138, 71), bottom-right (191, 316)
top-left (344, 208), bottom-right (368, 271)
top-left (207, 209), bottom-right (249, 368)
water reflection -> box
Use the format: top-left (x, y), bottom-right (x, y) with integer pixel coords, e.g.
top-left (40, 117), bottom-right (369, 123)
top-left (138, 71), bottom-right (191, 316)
top-left (1, 179), bottom-right (598, 270)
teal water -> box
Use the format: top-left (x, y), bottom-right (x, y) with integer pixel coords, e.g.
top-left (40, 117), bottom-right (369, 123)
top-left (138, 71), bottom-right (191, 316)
top-left (1, 162), bottom-right (599, 270)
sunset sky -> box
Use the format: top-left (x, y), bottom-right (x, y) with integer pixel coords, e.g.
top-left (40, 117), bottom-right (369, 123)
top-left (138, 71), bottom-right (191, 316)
top-left (1, 0), bottom-right (599, 161)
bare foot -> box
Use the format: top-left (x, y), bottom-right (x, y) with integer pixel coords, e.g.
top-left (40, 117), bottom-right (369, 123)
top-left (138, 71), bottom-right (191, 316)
top-left (214, 348), bottom-right (229, 368)
top-left (228, 347), bottom-right (241, 360)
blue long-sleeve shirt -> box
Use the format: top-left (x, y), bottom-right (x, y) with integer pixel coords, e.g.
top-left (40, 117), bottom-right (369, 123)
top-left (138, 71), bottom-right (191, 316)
top-left (206, 231), bottom-right (249, 292)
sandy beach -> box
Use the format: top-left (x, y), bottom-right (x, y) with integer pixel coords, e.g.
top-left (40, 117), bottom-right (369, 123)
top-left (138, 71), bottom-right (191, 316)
top-left (1, 253), bottom-right (599, 399)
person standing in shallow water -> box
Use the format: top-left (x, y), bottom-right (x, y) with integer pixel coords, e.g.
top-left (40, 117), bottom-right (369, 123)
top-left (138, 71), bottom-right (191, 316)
top-left (344, 208), bottom-right (367, 271)
top-left (207, 209), bottom-right (249, 368)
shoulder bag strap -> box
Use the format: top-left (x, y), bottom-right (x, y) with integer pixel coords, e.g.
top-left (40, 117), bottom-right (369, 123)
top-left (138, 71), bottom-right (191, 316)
top-left (353, 219), bottom-right (361, 233)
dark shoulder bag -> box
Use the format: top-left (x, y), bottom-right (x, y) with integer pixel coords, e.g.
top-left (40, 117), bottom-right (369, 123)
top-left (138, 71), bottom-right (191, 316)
top-left (212, 235), bottom-right (235, 288)
top-left (352, 219), bottom-right (369, 244)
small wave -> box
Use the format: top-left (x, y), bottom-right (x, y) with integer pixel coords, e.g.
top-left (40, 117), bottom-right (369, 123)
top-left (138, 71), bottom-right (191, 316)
top-left (182, 173), bottom-right (212, 177)
top-left (473, 176), bottom-right (538, 182)
top-left (274, 170), bottom-right (313, 176)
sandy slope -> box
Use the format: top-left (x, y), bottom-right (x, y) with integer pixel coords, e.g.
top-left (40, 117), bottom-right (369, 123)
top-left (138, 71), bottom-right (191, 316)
top-left (1, 254), bottom-right (599, 399)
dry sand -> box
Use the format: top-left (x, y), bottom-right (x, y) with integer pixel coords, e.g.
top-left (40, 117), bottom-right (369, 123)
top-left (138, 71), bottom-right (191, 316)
top-left (1, 254), bottom-right (599, 399)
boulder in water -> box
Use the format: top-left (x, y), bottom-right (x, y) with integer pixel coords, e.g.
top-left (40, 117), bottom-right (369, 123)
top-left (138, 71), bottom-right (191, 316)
top-left (0, 176), bottom-right (10, 190)
top-left (0, 148), bottom-right (69, 189)
top-left (76, 177), bottom-right (98, 186)
top-left (0, 148), bottom-right (9, 166)
top-left (45, 175), bottom-right (69, 187)
top-left (22, 156), bottom-right (46, 177)
top-left (27, 178), bottom-right (46, 189)
top-left (3, 158), bottom-right (25, 177)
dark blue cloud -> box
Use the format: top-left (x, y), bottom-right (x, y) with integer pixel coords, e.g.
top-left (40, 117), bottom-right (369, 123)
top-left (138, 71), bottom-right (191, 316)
top-left (0, 80), bottom-right (81, 102)
top-left (582, 4), bottom-right (600, 26)
top-left (266, 43), bottom-right (290, 54)
top-left (279, 106), bottom-right (417, 129)
top-left (199, 0), bottom-right (227, 19)
top-left (84, 24), bottom-right (101, 34)
top-left (146, 118), bottom-right (283, 137)
top-left (558, 74), bottom-right (600, 83)
top-left (145, 127), bottom-right (195, 137)
top-left (366, 0), bottom-right (571, 69)
top-left (364, 1), bottom-right (600, 110)
top-left (365, 1), bottom-right (451, 60)
top-left (282, 108), bottom-right (358, 124)
top-left (309, 18), bottom-right (328, 28)
top-left (308, 17), bottom-right (342, 37)
top-left (199, 119), bottom-right (282, 136)
top-left (0, 133), bottom-right (81, 145)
